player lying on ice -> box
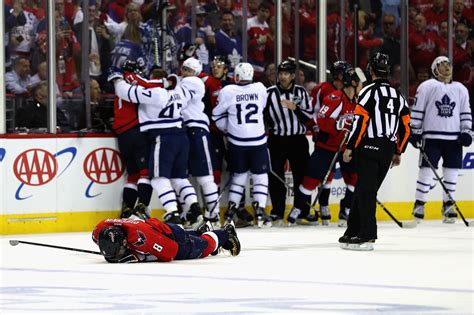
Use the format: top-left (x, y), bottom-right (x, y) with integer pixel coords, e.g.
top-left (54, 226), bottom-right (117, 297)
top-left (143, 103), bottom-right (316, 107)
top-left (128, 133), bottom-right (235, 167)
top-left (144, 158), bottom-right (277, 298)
top-left (92, 218), bottom-right (240, 263)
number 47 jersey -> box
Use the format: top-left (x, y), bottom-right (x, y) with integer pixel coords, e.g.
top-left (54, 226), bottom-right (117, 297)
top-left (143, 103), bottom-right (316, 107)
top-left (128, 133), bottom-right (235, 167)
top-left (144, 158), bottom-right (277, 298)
top-left (212, 82), bottom-right (268, 146)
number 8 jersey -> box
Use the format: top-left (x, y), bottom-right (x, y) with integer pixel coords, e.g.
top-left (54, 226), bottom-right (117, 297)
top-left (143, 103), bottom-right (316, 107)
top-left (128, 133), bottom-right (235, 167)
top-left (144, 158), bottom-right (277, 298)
top-left (212, 82), bottom-right (268, 146)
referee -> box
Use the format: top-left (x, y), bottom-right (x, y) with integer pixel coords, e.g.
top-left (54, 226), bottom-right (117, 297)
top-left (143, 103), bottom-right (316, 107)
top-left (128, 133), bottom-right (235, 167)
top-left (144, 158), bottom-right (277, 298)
top-left (265, 59), bottom-right (313, 225)
top-left (339, 53), bottom-right (411, 250)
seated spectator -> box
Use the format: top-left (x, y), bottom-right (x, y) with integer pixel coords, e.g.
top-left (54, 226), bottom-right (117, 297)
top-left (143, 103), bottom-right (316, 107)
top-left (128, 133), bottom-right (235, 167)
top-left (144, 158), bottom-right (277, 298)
top-left (30, 60), bottom-right (47, 86)
top-left (453, 23), bottom-right (472, 86)
top-left (15, 81), bottom-right (70, 132)
top-left (408, 67), bottom-right (430, 101)
top-left (105, 2), bottom-right (144, 46)
top-left (5, 57), bottom-right (32, 94)
top-left (379, 13), bottom-right (400, 67)
top-left (453, 0), bottom-right (474, 31)
top-left (90, 78), bottom-right (112, 132)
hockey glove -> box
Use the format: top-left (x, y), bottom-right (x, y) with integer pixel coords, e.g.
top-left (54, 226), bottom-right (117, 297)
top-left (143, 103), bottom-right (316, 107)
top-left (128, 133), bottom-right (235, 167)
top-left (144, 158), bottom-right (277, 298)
top-left (166, 74), bottom-right (178, 90)
top-left (336, 117), bottom-right (352, 132)
top-left (458, 129), bottom-right (473, 147)
top-left (106, 66), bottom-right (123, 83)
top-left (409, 127), bottom-right (422, 148)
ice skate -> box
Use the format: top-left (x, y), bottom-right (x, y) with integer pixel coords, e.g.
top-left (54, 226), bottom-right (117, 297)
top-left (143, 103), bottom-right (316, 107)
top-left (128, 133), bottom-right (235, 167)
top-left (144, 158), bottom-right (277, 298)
top-left (120, 206), bottom-right (133, 219)
top-left (204, 209), bottom-right (221, 229)
top-left (253, 202), bottom-right (272, 228)
top-left (338, 207), bottom-right (350, 227)
top-left (133, 203), bottom-right (151, 220)
top-left (235, 206), bottom-right (254, 228)
top-left (163, 210), bottom-right (182, 225)
top-left (412, 200), bottom-right (425, 223)
top-left (222, 223), bottom-right (241, 256)
top-left (320, 206), bottom-right (331, 225)
top-left (286, 207), bottom-right (301, 226)
top-left (340, 236), bottom-right (375, 251)
top-left (184, 203), bottom-right (203, 229)
top-left (224, 201), bottom-right (238, 225)
top-left (442, 201), bottom-right (457, 224)
top-left (267, 214), bottom-right (283, 227)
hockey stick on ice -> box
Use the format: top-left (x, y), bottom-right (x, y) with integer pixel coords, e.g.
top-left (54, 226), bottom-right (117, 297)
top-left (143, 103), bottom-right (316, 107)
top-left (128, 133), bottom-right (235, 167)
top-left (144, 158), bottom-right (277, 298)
top-left (419, 148), bottom-right (473, 227)
top-left (207, 177), bottom-right (233, 215)
top-left (270, 170), bottom-right (295, 195)
top-left (376, 199), bottom-right (417, 228)
top-left (9, 240), bottom-right (102, 255)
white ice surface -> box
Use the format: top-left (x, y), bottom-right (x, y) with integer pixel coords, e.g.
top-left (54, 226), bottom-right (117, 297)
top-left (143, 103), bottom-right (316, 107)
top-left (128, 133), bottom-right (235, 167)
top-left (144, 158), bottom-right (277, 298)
top-left (1, 221), bottom-right (473, 315)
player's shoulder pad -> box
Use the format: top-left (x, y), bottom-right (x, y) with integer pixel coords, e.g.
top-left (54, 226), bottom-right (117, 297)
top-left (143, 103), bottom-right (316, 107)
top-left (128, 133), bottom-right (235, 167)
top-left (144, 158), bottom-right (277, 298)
top-left (323, 90), bottom-right (343, 104)
top-left (182, 76), bottom-right (205, 88)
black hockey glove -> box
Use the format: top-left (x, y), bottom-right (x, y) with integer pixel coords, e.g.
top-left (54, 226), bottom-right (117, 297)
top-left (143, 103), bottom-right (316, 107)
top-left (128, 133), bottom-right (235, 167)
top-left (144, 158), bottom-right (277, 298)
top-left (458, 130), bottom-right (473, 147)
top-left (409, 127), bottom-right (422, 148)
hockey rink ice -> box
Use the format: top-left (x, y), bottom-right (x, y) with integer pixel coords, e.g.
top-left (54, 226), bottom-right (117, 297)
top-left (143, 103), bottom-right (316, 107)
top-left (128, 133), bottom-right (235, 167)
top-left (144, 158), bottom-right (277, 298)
top-left (1, 221), bottom-right (473, 314)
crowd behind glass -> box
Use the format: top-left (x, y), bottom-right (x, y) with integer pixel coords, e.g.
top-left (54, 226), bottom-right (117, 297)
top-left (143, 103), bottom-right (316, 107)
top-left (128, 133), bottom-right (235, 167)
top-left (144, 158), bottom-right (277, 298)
top-left (2, 0), bottom-right (473, 134)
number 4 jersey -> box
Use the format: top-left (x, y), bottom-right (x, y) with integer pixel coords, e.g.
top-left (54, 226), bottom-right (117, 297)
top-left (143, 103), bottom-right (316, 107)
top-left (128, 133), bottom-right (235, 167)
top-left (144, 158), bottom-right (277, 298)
top-left (212, 82), bottom-right (268, 146)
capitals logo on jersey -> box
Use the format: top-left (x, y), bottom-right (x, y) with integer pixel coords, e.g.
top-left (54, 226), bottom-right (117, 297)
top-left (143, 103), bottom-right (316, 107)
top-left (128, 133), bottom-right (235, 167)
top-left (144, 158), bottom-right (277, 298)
top-left (435, 94), bottom-right (456, 118)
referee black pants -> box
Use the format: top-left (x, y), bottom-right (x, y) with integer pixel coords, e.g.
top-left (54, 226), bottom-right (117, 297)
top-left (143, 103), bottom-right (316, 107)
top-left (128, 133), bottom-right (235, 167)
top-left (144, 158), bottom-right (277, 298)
top-left (345, 138), bottom-right (395, 240)
top-left (268, 134), bottom-right (310, 218)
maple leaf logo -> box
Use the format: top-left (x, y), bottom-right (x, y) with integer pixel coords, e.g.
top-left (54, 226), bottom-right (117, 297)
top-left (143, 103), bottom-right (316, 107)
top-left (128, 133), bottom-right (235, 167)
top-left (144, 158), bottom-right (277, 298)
top-left (435, 94), bottom-right (455, 118)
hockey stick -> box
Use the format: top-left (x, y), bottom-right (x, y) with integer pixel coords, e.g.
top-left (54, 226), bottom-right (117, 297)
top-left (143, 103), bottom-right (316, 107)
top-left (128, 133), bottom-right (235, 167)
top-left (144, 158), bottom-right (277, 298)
top-left (9, 240), bottom-right (102, 255)
top-left (309, 132), bottom-right (349, 211)
top-left (376, 199), bottom-right (417, 228)
top-left (419, 148), bottom-right (473, 227)
top-left (207, 177), bottom-right (233, 215)
top-left (270, 169), bottom-right (295, 195)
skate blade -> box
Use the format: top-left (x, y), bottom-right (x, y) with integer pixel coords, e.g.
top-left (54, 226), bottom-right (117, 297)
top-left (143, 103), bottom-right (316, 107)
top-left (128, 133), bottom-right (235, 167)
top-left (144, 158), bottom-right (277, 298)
top-left (322, 219), bottom-right (330, 226)
top-left (338, 219), bottom-right (347, 227)
top-left (340, 243), bottom-right (374, 251)
top-left (442, 218), bottom-right (456, 224)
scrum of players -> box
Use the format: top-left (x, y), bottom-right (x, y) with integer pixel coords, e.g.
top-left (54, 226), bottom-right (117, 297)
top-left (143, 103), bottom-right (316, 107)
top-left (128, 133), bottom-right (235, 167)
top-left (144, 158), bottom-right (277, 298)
top-left (98, 48), bottom-right (471, 261)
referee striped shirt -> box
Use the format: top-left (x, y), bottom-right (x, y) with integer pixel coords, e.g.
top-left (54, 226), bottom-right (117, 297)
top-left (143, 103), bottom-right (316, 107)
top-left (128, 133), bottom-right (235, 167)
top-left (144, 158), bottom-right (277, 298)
top-left (347, 79), bottom-right (411, 154)
top-left (266, 84), bottom-right (313, 136)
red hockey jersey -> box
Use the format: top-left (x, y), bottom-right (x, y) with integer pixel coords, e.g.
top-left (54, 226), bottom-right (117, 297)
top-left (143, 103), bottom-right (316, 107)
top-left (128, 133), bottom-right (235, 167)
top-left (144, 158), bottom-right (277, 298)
top-left (316, 90), bottom-right (356, 152)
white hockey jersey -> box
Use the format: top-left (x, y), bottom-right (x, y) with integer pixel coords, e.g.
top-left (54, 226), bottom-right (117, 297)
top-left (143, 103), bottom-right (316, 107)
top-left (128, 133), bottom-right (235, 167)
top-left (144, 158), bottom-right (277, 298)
top-left (180, 76), bottom-right (209, 131)
top-left (411, 78), bottom-right (472, 140)
top-left (113, 79), bottom-right (191, 132)
top-left (213, 82), bottom-right (268, 146)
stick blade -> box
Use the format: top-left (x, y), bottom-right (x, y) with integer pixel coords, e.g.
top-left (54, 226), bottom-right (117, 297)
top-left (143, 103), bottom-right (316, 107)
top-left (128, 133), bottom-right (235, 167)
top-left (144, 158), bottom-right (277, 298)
top-left (9, 240), bottom-right (20, 246)
top-left (401, 221), bottom-right (418, 229)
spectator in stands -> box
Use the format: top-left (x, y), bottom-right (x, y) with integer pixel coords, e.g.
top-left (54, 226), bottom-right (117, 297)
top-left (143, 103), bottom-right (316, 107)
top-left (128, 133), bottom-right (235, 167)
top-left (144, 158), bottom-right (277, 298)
top-left (15, 81), bottom-right (70, 132)
top-left (30, 60), bottom-right (47, 86)
top-left (5, 57), bottom-right (32, 94)
top-left (453, 0), bottom-right (474, 30)
top-left (261, 62), bottom-right (276, 87)
top-left (408, 67), bottom-right (430, 100)
top-left (213, 11), bottom-right (242, 74)
top-left (176, 6), bottom-right (215, 73)
top-left (299, 0), bottom-right (317, 63)
top-left (248, 0), bottom-right (260, 17)
top-left (9, 0), bottom-right (38, 60)
top-left (346, 10), bottom-right (383, 69)
top-left (207, 0), bottom-right (242, 35)
top-left (247, 2), bottom-right (271, 79)
top-left (379, 13), bottom-right (400, 67)
top-left (90, 78), bottom-right (112, 131)
top-left (298, 69), bottom-right (306, 85)
top-left (408, 5), bottom-right (421, 33)
top-left (74, 2), bottom-right (113, 87)
top-left (453, 23), bottom-right (473, 86)
top-left (5, 2), bottom-right (26, 71)
top-left (409, 14), bottom-right (445, 75)
top-left (105, 2), bottom-right (144, 46)
top-left (424, 0), bottom-right (447, 33)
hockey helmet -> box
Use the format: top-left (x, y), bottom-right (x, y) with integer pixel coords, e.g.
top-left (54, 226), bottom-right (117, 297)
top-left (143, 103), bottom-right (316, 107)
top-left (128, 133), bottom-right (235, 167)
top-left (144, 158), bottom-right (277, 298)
top-left (182, 57), bottom-right (203, 75)
top-left (341, 65), bottom-right (359, 87)
top-left (368, 52), bottom-right (390, 76)
top-left (98, 226), bottom-right (127, 262)
top-left (234, 62), bottom-right (254, 82)
top-left (431, 56), bottom-right (451, 78)
top-left (330, 60), bottom-right (351, 78)
top-left (122, 59), bottom-right (144, 75)
top-left (277, 59), bottom-right (296, 73)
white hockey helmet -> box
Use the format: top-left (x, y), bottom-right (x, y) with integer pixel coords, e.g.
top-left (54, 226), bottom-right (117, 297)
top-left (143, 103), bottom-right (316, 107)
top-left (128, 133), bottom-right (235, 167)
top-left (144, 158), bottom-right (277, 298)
top-left (431, 56), bottom-right (451, 78)
top-left (234, 62), bottom-right (254, 83)
top-left (182, 57), bottom-right (203, 75)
